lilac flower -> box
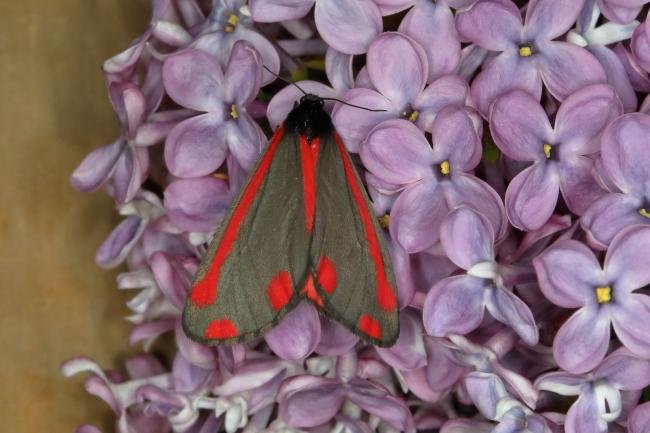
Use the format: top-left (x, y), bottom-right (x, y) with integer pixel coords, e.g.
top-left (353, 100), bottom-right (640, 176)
top-left (490, 84), bottom-right (622, 230)
top-left (249, 0), bottom-right (384, 54)
top-left (598, 0), bottom-right (650, 24)
top-left (536, 348), bottom-right (650, 433)
top-left (629, 402), bottom-right (650, 433)
top-left (332, 32), bottom-right (470, 151)
top-left (423, 207), bottom-right (538, 345)
top-left (456, 0), bottom-right (607, 116)
top-left (361, 109), bottom-right (506, 252)
top-left (533, 225), bottom-right (650, 373)
top-left (163, 41), bottom-right (265, 177)
top-left (632, 17), bottom-right (650, 73)
top-left (582, 113), bottom-right (650, 248)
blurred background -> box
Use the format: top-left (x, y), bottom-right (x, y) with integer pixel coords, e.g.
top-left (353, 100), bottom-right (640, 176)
top-left (0, 1), bottom-right (152, 431)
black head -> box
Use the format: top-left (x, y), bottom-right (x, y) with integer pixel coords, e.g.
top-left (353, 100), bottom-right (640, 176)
top-left (284, 94), bottom-right (333, 141)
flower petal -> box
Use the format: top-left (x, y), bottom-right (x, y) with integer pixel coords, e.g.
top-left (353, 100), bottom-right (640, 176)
top-left (606, 225), bottom-right (650, 293)
top-left (278, 376), bottom-right (344, 428)
top-left (71, 139), bottom-right (125, 192)
top-left (225, 114), bottom-right (265, 171)
top-left (537, 41), bottom-right (607, 101)
top-left (249, 0), bottom-right (314, 22)
top-left (234, 27), bottom-right (281, 86)
top-left (347, 379), bottom-right (415, 432)
top-left (95, 216), bottom-right (145, 268)
top-left (314, 0), bottom-right (382, 54)
top-left (164, 176), bottom-right (230, 233)
top-left (425, 338), bottom-right (466, 391)
top-left (423, 275), bottom-right (486, 337)
top-left (413, 75), bottom-right (469, 131)
top-left (109, 82), bottom-right (147, 138)
top-left (455, 1), bottom-right (522, 51)
top-left (315, 317), bottom-right (359, 356)
top-left (595, 347), bottom-right (650, 391)
top-left (485, 287), bottom-right (539, 346)
top-left (505, 163), bottom-right (560, 231)
top-left (163, 49), bottom-right (225, 113)
top-left (489, 89), bottom-right (553, 162)
top-left (610, 294), bottom-right (650, 359)
top-left (430, 107), bottom-right (482, 172)
top-left (165, 114), bottom-right (227, 178)
top-left (376, 309), bottom-right (427, 370)
top-left (588, 45), bottom-right (637, 113)
top-left (628, 402), bottom-right (650, 433)
top-left (559, 156), bottom-right (605, 215)
top-left (325, 47), bottom-right (354, 92)
top-left (565, 388), bottom-right (608, 433)
top-left (464, 372), bottom-right (508, 420)
top-left (581, 193), bottom-right (645, 249)
top-left (390, 182), bottom-right (448, 253)
top-left (524, 0), bottom-right (584, 41)
top-left (440, 207), bottom-right (494, 270)
top-left (265, 302), bottom-right (321, 360)
top-left (553, 306), bottom-right (611, 373)
top-left (223, 40), bottom-right (262, 106)
top-left (360, 119), bottom-right (434, 185)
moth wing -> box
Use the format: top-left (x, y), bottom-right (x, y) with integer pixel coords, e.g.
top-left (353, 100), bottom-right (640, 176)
top-left (182, 127), bottom-right (311, 345)
top-left (309, 134), bottom-right (399, 347)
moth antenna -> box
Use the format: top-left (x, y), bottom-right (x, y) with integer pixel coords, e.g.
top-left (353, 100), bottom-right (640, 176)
top-left (262, 65), bottom-right (307, 95)
top-left (321, 97), bottom-right (387, 112)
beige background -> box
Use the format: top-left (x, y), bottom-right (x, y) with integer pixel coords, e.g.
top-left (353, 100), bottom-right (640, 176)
top-left (0, 2), bottom-right (153, 432)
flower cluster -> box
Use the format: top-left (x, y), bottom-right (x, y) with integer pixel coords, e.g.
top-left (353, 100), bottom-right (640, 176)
top-left (65, 0), bottom-right (650, 432)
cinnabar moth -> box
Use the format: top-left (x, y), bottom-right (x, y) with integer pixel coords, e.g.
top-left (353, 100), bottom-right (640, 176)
top-left (182, 93), bottom-right (399, 347)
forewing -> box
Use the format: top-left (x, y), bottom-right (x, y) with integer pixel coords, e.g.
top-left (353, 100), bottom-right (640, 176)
top-left (309, 134), bottom-right (399, 347)
top-left (182, 127), bottom-right (311, 345)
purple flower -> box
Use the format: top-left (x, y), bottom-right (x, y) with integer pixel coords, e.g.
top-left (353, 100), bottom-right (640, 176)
top-left (332, 32), bottom-right (470, 151)
top-left (632, 18), bottom-right (650, 75)
top-left (249, 0), bottom-right (384, 54)
top-left (533, 225), bottom-right (650, 373)
top-left (456, 0), bottom-right (607, 116)
top-left (536, 348), bottom-right (650, 433)
top-left (582, 113), bottom-right (650, 248)
top-left (598, 0), bottom-right (650, 24)
top-left (361, 109), bottom-right (506, 252)
top-left (162, 41), bottom-right (265, 177)
top-left (490, 84), bottom-right (622, 230)
top-left (423, 207), bottom-right (538, 345)
top-left (629, 402), bottom-right (650, 433)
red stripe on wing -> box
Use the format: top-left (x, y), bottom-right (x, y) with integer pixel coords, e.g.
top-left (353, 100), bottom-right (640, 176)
top-left (190, 127), bottom-right (286, 307)
top-left (333, 134), bottom-right (397, 312)
top-left (299, 136), bottom-right (320, 233)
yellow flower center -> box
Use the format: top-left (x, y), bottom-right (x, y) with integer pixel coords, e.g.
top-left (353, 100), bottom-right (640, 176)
top-left (595, 286), bottom-right (612, 304)
top-left (230, 104), bottom-right (238, 119)
top-left (224, 14), bottom-right (239, 32)
top-left (378, 214), bottom-right (390, 229)
top-left (543, 143), bottom-right (552, 159)
top-left (639, 208), bottom-right (650, 219)
top-left (408, 110), bottom-right (419, 122)
top-left (439, 160), bottom-right (450, 176)
top-left (519, 45), bottom-right (533, 57)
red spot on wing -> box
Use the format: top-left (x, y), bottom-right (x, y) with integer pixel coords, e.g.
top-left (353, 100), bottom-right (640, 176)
top-left (333, 135), bottom-right (397, 312)
top-left (299, 136), bottom-right (320, 233)
top-left (204, 318), bottom-right (239, 339)
top-left (358, 314), bottom-right (382, 339)
top-left (301, 274), bottom-right (323, 307)
top-left (316, 256), bottom-right (337, 294)
top-left (190, 127), bottom-right (286, 307)
top-left (267, 271), bottom-right (294, 310)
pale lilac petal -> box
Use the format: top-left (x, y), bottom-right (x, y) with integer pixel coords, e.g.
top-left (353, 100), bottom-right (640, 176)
top-left (325, 47), bottom-right (354, 92)
top-left (537, 42), bottom-right (607, 101)
top-left (390, 182), bottom-right (448, 253)
top-left (95, 216), bottom-right (144, 268)
top-left (565, 388), bottom-right (608, 433)
top-left (423, 275), bottom-right (487, 337)
top-left (265, 302), bottom-right (321, 360)
top-left (366, 32), bottom-right (427, 104)
top-left (175, 320), bottom-right (218, 370)
top-left (489, 90), bottom-right (553, 162)
top-left (555, 84), bottom-right (623, 155)
top-left (71, 139), bottom-right (125, 192)
top-left (376, 309), bottom-right (427, 370)
top-left (347, 379), bottom-right (415, 432)
top-left (524, 0), bottom-right (584, 40)
top-left (535, 371), bottom-right (585, 395)
top-left (402, 367), bottom-right (443, 403)
top-left (109, 82), bottom-right (147, 138)
top-left (631, 21), bottom-right (650, 71)
top-left (485, 287), bottom-right (539, 345)
top-left (440, 207), bottom-right (494, 270)
top-left (399, 0), bottom-right (461, 80)
top-left (314, 0), bottom-right (382, 55)
top-left (224, 41), bottom-right (262, 106)
top-left (599, 0), bottom-right (646, 24)
top-left (331, 88), bottom-right (393, 152)
top-left (165, 114), bottom-right (227, 178)
top-left (430, 107), bottom-right (482, 172)
top-left (440, 419), bottom-right (494, 433)
top-left (278, 376), bottom-right (344, 427)
top-left (360, 119), bottom-right (434, 185)
top-left (628, 402), bottom-right (650, 433)
top-left (425, 338), bottom-right (466, 391)
top-left (444, 174), bottom-right (508, 242)
top-left (249, 0), bottom-right (314, 22)
top-left (610, 295), bottom-right (650, 358)
top-left (149, 252), bottom-right (190, 309)
top-left (559, 156), bottom-right (605, 215)
top-left (234, 27), bottom-right (281, 86)
top-left (163, 49), bottom-right (225, 113)
top-left (600, 113), bottom-right (650, 196)
top-left (413, 75), bottom-right (469, 131)
top-left (533, 239), bottom-right (604, 308)
top-left (553, 306), bottom-right (611, 373)
top-left (110, 146), bottom-right (148, 204)
top-left (464, 372), bottom-right (508, 420)
top-left (267, 81), bottom-right (336, 130)
top-left (581, 193), bottom-right (645, 248)
top-left (505, 163), bottom-right (560, 231)
top-left (315, 317), bottom-right (359, 355)
top-left (164, 176), bottom-right (230, 232)
top-left (595, 347), bottom-right (650, 390)
top-left (225, 114), bottom-right (265, 171)
top-left (373, 0), bottom-right (413, 14)
top-left (471, 52), bottom-right (542, 117)
top-left (588, 45), bottom-right (638, 113)
top-left (130, 319), bottom-right (176, 345)
top-left (606, 225), bottom-right (650, 293)
top-left (151, 21), bottom-right (192, 46)
top-left (455, 1), bottom-right (522, 51)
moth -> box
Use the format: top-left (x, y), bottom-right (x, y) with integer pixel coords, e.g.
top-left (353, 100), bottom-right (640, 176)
top-left (182, 92), bottom-right (399, 347)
